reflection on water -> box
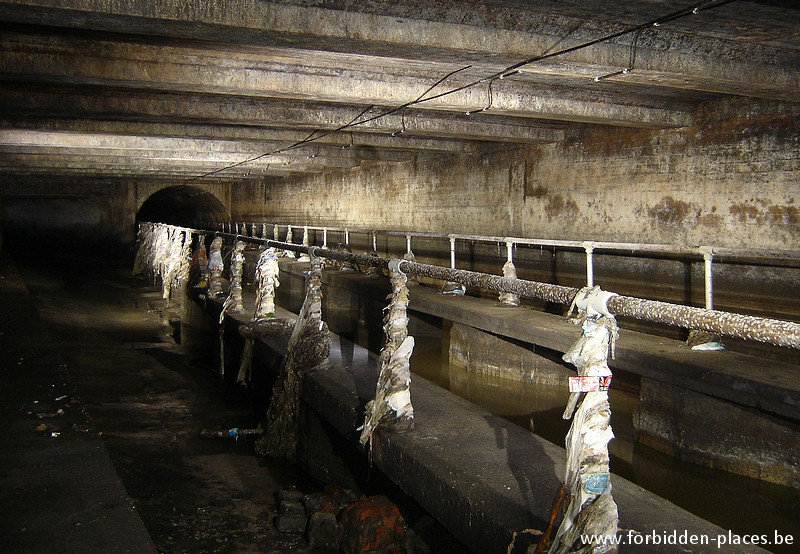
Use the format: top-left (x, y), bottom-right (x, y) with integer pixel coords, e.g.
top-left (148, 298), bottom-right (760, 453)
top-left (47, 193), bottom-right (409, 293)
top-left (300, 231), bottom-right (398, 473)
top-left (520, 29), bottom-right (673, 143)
top-left (411, 335), bottom-right (800, 553)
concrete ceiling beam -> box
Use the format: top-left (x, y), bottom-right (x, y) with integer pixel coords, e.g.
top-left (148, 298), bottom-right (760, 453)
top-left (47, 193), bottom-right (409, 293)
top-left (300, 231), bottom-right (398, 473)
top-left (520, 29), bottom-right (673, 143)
top-left (0, 162), bottom-right (319, 178)
top-left (0, 0), bottom-right (796, 101)
top-left (0, 33), bottom-right (694, 128)
top-left (0, 151), bottom-right (361, 170)
top-left (0, 117), bottom-right (479, 154)
top-left (0, 88), bottom-right (565, 144)
top-left (0, 168), bottom-right (282, 182)
top-left (0, 129), bottom-right (421, 164)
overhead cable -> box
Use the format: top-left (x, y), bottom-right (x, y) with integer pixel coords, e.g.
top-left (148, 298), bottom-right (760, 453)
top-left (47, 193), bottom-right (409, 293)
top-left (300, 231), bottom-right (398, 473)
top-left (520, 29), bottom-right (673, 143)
top-left (183, 0), bottom-right (738, 184)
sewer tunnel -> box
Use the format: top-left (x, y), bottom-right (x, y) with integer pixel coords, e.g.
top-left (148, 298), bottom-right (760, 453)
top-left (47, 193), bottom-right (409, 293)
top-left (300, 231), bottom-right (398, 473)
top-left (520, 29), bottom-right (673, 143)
top-left (136, 185), bottom-right (230, 229)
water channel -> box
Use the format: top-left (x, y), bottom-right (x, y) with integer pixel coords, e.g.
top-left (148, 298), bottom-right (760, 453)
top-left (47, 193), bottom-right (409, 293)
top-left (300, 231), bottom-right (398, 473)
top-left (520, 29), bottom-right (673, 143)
top-left (406, 329), bottom-right (800, 553)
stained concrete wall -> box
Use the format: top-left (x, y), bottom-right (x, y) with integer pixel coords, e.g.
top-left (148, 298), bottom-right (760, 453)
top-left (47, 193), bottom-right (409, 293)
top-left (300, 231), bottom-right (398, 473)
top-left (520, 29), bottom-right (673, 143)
top-left (449, 322), bottom-right (571, 386)
top-left (235, 99), bottom-right (799, 251)
top-left (0, 180), bottom-right (231, 248)
top-left (0, 181), bottom-right (132, 247)
top-left (634, 378), bottom-right (800, 488)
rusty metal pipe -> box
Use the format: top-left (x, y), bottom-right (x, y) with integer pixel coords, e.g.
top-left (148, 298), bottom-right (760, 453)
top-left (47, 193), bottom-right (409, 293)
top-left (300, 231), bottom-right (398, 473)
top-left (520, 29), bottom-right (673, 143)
top-left (211, 230), bottom-right (800, 350)
top-left (606, 295), bottom-right (800, 349)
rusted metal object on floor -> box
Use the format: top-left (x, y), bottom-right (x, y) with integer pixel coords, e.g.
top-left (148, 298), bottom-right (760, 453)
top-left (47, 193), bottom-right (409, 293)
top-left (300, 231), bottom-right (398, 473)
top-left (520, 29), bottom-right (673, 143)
top-left (339, 495), bottom-right (407, 554)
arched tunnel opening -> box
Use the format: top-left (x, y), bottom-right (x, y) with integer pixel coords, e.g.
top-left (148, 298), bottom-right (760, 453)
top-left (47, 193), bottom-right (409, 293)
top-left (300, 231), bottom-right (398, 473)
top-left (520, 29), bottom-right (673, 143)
top-left (136, 185), bottom-right (229, 228)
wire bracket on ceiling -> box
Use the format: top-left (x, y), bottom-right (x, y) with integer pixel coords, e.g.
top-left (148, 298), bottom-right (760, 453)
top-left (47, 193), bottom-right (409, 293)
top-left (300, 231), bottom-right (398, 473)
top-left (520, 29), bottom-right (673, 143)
top-left (390, 108), bottom-right (407, 137)
top-left (466, 76), bottom-right (498, 115)
top-left (594, 27), bottom-right (644, 82)
top-left (341, 131), bottom-right (355, 149)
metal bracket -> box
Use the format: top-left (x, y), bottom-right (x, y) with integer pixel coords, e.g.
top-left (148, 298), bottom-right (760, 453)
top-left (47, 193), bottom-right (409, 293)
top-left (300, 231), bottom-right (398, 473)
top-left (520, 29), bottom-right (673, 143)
top-left (388, 258), bottom-right (406, 276)
top-left (572, 285), bottom-right (618, 318)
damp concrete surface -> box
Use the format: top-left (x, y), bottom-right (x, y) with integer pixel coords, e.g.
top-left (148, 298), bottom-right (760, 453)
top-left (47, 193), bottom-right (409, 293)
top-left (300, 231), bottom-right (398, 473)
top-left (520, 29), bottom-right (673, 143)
top-left (1, 248), bottom-right (321, 553)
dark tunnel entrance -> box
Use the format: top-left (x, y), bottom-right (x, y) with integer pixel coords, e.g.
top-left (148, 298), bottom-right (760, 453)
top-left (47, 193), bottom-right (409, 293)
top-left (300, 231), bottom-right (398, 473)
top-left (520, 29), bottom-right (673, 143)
top-left (136, 185), bottom-right (229, 228)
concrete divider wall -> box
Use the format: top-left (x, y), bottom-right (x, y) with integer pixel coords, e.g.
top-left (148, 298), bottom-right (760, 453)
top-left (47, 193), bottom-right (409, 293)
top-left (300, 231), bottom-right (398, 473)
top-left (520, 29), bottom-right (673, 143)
top-left (193, 257), bottom-right (771, 553)
top-left (273, 258), bottom-right (800, 489)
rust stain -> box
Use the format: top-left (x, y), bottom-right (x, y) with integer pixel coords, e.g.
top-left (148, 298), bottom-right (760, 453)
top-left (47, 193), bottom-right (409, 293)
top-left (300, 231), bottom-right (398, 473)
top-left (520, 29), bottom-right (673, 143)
top-left (697, 213), bottom-right (722, 227)
top-left (729, 203), bottom-right (760, 223)
top-left (728, 203), bottom-right (799, 236)
top-left (571, 126), bottom-right (656, 158)
top-left (544, 194), bottom-right (578, 218)
top-left (767, 205), bottom-right (799, 226)
top-left (648, 196), bottom-right (696, 226)
top-left (527, 185), bottom-right (548, 199)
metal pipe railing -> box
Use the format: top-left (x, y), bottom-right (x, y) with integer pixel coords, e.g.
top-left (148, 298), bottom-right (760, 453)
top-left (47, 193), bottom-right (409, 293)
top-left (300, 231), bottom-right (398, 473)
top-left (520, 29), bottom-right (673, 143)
top-left (240, 222), bottom-right (800, 261)
top-left (234, 221), bottom-right (800, 313)
top-left (209, 230), bottom-right (800, 350)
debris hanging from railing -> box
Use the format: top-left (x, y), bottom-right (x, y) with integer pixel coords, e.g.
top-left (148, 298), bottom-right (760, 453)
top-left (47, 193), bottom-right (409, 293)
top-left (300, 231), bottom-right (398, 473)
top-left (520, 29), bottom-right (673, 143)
top-left (360, 259), bottom-right (415, 451)
top-left (189, 235), bottom-right (209, 289)
top-left (237, 246), bottom-right (293, 386)
top-left (220, 240), bottom-right (246, 323)
top-left (162, 228), bottom-right (192, 302)
top-left (549, 286), bottom-right (619, 554)
top-left (499, 241), bottom-right (520, 307)
top-left (256, 253), bottom-right (330, 458)
top-left (132, 222), bottom-right (155, 277)
top-left (132, 222), bottom-right (191, 303)
top-left (207, 236), bottom-right (225, 298)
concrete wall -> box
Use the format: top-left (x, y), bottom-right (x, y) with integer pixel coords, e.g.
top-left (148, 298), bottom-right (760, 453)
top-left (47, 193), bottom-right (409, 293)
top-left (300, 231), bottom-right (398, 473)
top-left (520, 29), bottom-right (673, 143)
top-left (0, 180), bottom-right (132, 247)
top-left (0, 180), bottom-right (231, 248)
top-left (235, 99), bottom-right (799, 251)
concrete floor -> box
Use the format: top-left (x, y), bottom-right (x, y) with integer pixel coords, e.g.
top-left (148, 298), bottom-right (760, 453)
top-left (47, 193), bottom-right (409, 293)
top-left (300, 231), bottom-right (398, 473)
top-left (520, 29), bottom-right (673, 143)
top-left (0, 249), bottom-right (315, 553)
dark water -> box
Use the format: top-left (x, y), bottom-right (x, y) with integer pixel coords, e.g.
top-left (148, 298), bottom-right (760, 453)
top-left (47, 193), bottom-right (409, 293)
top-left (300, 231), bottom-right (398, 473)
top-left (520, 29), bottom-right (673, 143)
top-left (410, 334), bottom-right (800, 554)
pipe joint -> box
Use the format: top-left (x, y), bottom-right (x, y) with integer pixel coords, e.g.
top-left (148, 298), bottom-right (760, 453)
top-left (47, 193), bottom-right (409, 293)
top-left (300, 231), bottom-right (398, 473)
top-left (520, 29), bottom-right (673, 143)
top-left (388, 258), bottom-right (406, 275)
top-left (574, 286), bottom-right (618, 319)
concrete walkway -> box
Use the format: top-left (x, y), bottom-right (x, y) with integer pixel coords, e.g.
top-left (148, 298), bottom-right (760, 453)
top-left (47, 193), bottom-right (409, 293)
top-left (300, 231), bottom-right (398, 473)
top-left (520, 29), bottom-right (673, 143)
top-left (0, 253), bottom-right (156, 553)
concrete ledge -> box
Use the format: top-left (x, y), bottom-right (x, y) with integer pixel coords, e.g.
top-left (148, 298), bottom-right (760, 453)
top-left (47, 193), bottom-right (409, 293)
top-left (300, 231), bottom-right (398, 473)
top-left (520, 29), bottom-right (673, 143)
top-left (277, 259), bottom-right (800, 423)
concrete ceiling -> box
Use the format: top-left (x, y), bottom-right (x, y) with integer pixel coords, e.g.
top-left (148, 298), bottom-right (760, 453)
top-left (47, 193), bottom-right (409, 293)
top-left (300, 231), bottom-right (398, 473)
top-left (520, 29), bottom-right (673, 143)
top-left (1, 0), bottom-right (798, 185)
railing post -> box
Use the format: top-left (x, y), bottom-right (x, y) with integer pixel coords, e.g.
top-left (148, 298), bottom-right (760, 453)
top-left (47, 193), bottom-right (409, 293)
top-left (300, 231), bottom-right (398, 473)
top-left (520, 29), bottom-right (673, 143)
top-left (499, 240), bottom-right (520, 307)
top-left (685, 246), bottom-right (724, 350)
top-left (582, 241), bottom-right (595, 288)
top-left (298, 226), bottom-right (311, 262)
top-left (404, 235), bottom-right (418, 286)
top-left (284, 226), bottom-right (296, 258)
top-left (441, 235), bottom-right (465, 295)
top-left (700, 245), bottom-right (714, 310)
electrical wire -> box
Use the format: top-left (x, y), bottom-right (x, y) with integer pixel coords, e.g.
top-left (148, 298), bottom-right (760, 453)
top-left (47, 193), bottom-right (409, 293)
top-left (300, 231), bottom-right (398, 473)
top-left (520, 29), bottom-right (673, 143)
top-left (184, 0), bottom-right (738, 184)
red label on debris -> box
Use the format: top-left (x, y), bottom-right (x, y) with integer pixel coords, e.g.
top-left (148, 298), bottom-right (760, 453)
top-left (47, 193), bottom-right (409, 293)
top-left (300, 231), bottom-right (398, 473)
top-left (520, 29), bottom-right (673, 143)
top-left (569, 375), bottom-right (612, 392)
